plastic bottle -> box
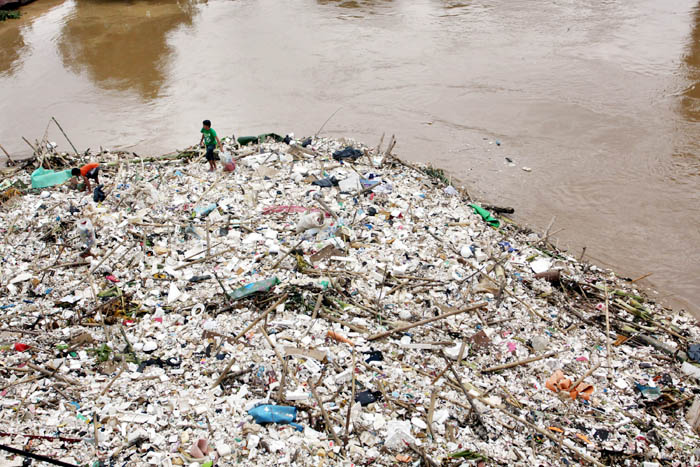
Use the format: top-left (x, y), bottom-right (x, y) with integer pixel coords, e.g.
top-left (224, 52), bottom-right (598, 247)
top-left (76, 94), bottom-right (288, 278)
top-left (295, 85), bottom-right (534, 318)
top-left (248, 405), bottom-right (303, 431)
top-left (77, 219), bottom-right (95, 248)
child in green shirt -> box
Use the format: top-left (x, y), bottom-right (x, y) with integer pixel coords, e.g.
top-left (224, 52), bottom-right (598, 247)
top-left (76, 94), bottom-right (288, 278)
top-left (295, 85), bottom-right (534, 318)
top-left (199, 119), bottom-right (222, 172)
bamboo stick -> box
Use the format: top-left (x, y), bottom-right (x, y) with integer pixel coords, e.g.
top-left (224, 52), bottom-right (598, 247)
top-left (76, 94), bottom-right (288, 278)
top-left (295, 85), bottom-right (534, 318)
top-left (604, 284), bottom-right (612, 378)
top-left (442, 354), bottom-right (486, 430)
top-left (25, 363), bottom-right (80, 386)
top-left (427, 389), bottom-right (437, 439)
top-left (368, 302), bottom-right (487, 341)
top-left (51, 117), bottom-right (79, 155)
top-left (21, 136), bottom-right (36, 153)
top-left (481, 352), bottom-right (558, 373)
top-left (344, 350), bottom-right (356, 445)
top-left (271, 239), bottom-right (304, 270)
top-left (258, 326), bottom-right (287, 402)
top-left (0, 143), bottom-right (14, 164)
top-left (89, 239), bottom-right (127, 273)
top-left (571, 362), bottom-right (601, 391)
top-left (309, 380), bottom-right (342, 447)
top-left (174, 246), bottom-right (237, 270)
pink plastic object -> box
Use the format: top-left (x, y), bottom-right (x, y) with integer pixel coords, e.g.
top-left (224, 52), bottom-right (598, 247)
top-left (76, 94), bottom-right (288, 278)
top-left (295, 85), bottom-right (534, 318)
top-left (190, 438), bottom-right (210, 458)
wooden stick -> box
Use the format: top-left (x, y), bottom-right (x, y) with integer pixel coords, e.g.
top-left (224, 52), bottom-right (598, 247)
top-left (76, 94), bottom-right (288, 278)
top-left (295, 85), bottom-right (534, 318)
top-left (178, 241), bottom-right (225, 261)
top-left (344, 350), bottom-right (356, 445)
top-left (571, 362), bottom-right (601, 391)
top-left (0, 443), bottom-right (79, 467)
top-left (271, 239), bottom-right (303, 270)
top-left (25, 363), bottom-right (80, 386)
top-left (541, 216), bottom-right (556, 245)
top-left (174, 246), bottom-right (237, 270)
top-left (0, 144), bottom-right (13, 164)
top-left (0, 328), bottom-right (43, 336)
top-left (258, 326), bottom-right (287, 403)
top-left (205, 218), bottom-right (211, 258)
top-left (313, 292), bottom-right (323, 320)
top-left (194, 173), bottom-right (224, 207)
top-left (392, 274), bottom-right (444, 283)
top-left (631, 272), bottom-right (653, 283)
top-left (481, 351), bottom-right (557, 373)
top-left (100, 357), bottom-right (125, 396)
top-left (51, 117), bottom-right (79, 155)
top-left (442, 353), bottom-right (486, 430)
top-left (427, 389), bottom-right (437, 439)
top-left (320, 310), bottom-right (367, 333)
top-left (0, 375), bottom-right (41, 392)
top-left (604, 284), bottom-right (612, 378)
top-left (213, 272), bottom-right (231, 303)
top-left (313, 194), bottom-right (339, 221)
top-left (309, 380), bottom-right (343, 447)
top-left (315, 106), bottom-right (342, 138)
top-left (21, 136), bottom-right (37, 153)
top-left (89, 239), bottom-right (126, 273)
top-left (657, 394), bottom-right (694, 410)
top-left (368, 301), bottom-right (487, 341)
top-left (406, 442), bottom-right (439, 467)
top-left (93, 411), bottom-right (100, 453)
top-left (37, 261), bottom-right (89, 272)
top-left (211, 293), bottom-right (288, 388)
top-left (431, 341), bottom-right (464, 385)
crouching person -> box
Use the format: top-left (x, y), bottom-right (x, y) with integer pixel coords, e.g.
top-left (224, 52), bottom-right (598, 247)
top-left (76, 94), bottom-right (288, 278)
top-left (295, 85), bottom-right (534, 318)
top-left (71, 163), bottom-right (100, 191)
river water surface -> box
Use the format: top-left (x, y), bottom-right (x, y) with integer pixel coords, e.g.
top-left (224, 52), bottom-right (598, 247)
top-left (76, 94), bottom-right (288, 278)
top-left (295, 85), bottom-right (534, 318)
top-left (1, 0), bottom-right (699, 315)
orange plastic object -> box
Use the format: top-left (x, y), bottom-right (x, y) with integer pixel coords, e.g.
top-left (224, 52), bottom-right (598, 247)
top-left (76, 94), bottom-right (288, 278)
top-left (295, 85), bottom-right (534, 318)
top-left (545, 370), bottom-right (572, 392)
top-left (548, 426), bottom-right (564, 433)
top-left (570, 383), bottom-right (595, 401)
top-left (326, 330), bottom-right (354, 346)
top-left (576, 433), bottom-right (592, 445)
top-left (396, 454), bottom-right (412, 462)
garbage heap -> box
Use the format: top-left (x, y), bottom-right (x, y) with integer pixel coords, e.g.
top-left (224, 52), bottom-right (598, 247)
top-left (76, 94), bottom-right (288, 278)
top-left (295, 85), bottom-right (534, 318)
top-left (1, 135), bottom-right (699, 467)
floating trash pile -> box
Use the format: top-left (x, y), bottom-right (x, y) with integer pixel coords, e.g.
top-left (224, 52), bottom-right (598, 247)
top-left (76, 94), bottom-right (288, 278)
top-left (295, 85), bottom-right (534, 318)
top-left (1, 134), bottom-right (699, 466)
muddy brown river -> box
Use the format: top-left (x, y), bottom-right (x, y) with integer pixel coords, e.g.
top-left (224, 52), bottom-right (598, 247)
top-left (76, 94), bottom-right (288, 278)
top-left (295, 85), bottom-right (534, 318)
top-left (1, 0), bottom-right (699, 316)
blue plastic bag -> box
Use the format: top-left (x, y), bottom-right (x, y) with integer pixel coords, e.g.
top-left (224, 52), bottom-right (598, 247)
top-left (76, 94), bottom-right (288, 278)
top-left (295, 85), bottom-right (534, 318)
top-left (248, 405), bottom-right (303, 431)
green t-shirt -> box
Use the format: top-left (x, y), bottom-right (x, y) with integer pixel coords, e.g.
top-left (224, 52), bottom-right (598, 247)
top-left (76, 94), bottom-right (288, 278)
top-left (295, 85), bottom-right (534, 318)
top-left (201, 128), bottom-right (218, 147)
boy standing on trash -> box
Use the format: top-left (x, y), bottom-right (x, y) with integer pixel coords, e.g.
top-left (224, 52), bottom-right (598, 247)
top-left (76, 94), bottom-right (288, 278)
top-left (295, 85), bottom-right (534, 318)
top-left (199, 119), bottom-right (222, 172)
top-left (71, 162), bottom-right (100, 192)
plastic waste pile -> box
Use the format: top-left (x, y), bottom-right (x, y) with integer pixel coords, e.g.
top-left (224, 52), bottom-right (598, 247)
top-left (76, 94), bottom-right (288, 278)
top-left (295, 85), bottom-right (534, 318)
top-left (1, 134), bottom-right (700, 466)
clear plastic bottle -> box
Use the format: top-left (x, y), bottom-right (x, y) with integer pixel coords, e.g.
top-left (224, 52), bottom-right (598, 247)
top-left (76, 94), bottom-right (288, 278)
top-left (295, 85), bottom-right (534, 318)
top-left (77, 218), bottom-right (95, 248)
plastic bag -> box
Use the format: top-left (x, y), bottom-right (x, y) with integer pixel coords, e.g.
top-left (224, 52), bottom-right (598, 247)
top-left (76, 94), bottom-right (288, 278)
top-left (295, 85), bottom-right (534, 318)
top-left (295, 212), bottom-right (324, 233)
top-left (220, 151), bottom-right (236, 172)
